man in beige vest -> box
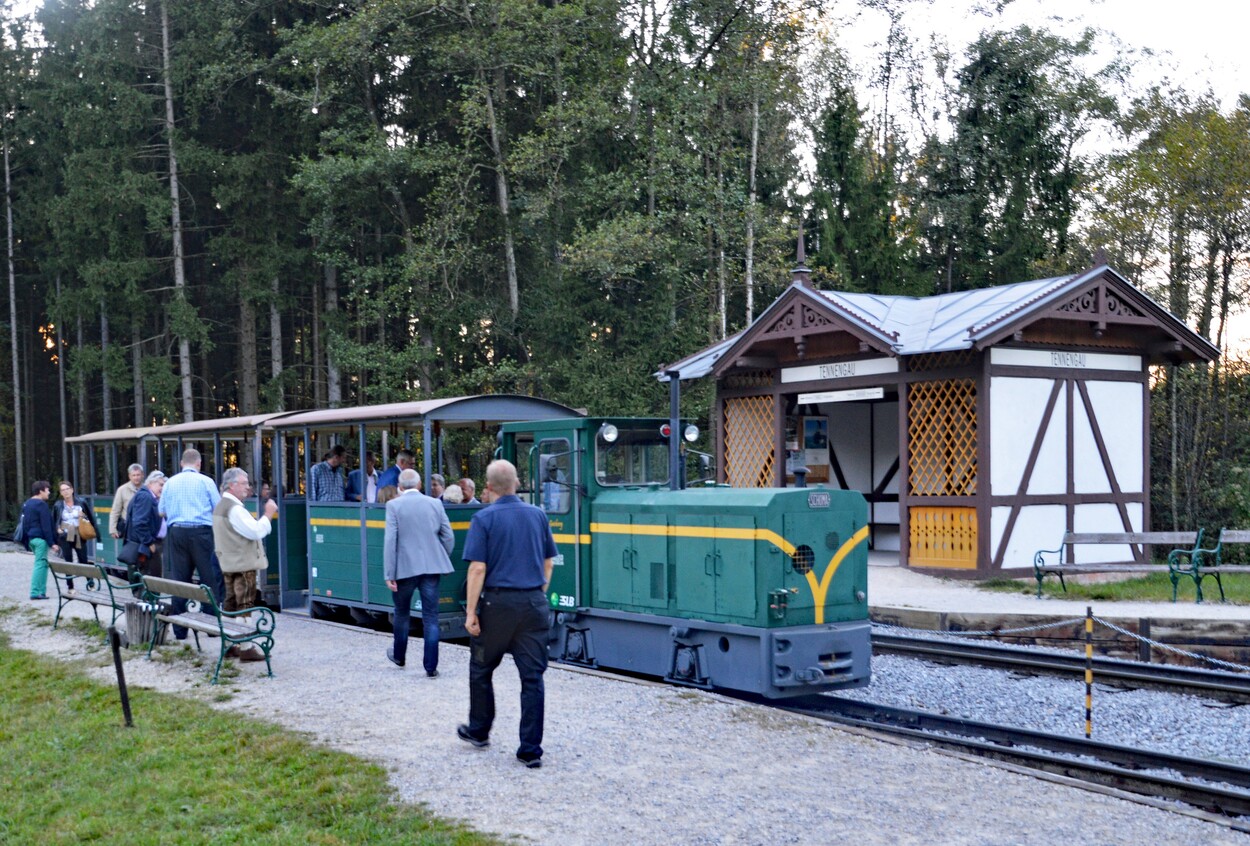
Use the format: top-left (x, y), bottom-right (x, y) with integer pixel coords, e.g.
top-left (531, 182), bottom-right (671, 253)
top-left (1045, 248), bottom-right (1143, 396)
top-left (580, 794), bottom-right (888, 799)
top-left (110, 463), bottom-right (145, 539)
top-left (212, 467), bottom-right (277, 661)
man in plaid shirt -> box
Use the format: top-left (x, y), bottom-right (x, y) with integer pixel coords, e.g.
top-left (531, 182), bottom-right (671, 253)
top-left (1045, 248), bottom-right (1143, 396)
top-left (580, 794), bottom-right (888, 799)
top-left (309, 444), bottom-right (347, 501)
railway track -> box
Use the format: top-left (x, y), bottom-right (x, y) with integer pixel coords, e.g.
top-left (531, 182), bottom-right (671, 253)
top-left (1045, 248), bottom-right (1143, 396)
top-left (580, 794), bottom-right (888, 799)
top-left (872, 632), bottom-right (1250, 703)
top-left (788, 696), bottom-right (1250, 832)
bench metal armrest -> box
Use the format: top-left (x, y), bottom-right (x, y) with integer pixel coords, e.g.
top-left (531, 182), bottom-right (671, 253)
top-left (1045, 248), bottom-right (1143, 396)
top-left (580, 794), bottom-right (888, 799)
top-left (221, 606), bottom-right (276, 635)
top-left (1033, 546), bottom-right (1066, 569)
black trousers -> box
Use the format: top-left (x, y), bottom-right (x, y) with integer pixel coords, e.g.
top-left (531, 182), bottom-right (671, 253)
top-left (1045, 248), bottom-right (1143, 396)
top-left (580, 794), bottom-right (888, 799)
top-left (467, 588), bottom-right (550, 759)
top-left (164, 525), bottom-right (224, 638)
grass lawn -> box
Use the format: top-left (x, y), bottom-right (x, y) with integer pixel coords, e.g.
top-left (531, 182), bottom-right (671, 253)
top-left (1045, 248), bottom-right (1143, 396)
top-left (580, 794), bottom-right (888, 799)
top-left (0, 629), bottom-right (498, 846)
top-left (980, 571), bottom-right (1250, 603)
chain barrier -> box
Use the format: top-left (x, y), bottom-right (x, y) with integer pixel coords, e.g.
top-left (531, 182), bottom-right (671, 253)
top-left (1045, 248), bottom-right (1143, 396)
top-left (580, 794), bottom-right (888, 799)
top-left (872, 618), bottom-right (1087, 639)
top-left (1093, 616), bottom-right (1250, 673)
top-left (871, 617), bottom-right (1250, 673)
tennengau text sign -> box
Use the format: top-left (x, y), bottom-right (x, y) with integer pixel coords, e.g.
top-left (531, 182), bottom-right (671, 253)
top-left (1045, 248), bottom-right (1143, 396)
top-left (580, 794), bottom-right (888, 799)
top-left (781, 357), bottom-right (899, 384)
top-left (990, 348), bottom-right (1142, 372)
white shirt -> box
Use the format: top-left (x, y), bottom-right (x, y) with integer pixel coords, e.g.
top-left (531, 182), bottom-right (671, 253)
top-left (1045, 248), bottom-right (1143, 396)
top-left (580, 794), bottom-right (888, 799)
top-left (365, 470), bottom-right (379, 503)
top-left (223, 492), bottom-right (274, 542)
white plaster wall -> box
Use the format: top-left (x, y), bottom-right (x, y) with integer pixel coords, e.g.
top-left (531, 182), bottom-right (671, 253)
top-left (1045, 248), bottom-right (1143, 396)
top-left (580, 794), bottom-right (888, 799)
top-left (1027, 405), bottom-right (1067, 496)
top-left (827, 402), bottom-right (872, 491)
top-left (1073, 503), bottom-right (1143, 563)
top-left (990, 377), bottom-right (1065, 495)
top-left (1084, 381), bottom-right (1144, 493)
top-left (873, 526), bottom-right (901, 552)
top-left (873, 401), bottom-right (900, 494)
top-left (1073, 396), bottom-right (1111, 494)
top-left (991, 504), bottom-right (1066, 568)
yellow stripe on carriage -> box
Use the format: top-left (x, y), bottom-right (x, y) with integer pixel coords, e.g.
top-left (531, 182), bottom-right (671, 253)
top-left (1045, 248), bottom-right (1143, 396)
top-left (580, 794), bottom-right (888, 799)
top-left (589, 522), bottom-right (796, 556)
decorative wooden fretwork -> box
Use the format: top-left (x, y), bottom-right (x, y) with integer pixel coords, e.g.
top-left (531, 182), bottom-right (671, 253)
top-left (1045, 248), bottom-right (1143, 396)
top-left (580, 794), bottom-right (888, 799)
top-left (909, 506), bottom-right (978, 569)
top-left (1056, 285), bottom-right (1142, 318)
top-left (724, 395), bottom-right (775, 488)
top-left (907, 378), bottom-right (977, 496)
top-left (722, 370), bottom-right (773, 389)
top-left (906, 350), bottom-right (977, 372)
top-left (761, 301), bottom-right (836, 337)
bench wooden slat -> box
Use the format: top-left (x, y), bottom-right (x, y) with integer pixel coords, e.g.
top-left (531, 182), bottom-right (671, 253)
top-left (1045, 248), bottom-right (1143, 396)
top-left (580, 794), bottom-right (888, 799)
top-left (1218, 530), bottom-right (1250, 543)
top-left (142, 574), bottom-right (276, 684)
top-left (1062, 532), bottom-right (1197, 544)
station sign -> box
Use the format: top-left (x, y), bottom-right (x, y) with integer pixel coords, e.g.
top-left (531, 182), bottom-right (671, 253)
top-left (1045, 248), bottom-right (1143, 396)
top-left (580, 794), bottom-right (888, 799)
top-left (990, 348), bottom-right (1142, 372)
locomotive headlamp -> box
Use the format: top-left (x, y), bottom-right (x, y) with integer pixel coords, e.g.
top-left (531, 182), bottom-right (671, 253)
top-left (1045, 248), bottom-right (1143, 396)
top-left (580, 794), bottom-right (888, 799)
top-left (599, 423), bottom-right (619, 443)
top-left (683, 424), bottom-right (699, 443)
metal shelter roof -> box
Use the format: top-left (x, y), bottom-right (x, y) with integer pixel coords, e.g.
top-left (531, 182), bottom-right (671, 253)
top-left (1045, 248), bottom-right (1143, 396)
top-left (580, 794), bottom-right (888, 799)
top-left (157, 412), bottom-right (304, 438)
top-left (65, 426), bottom-right (165, 445)
top-left (658, 265), bottom-right (1219, 380)
top-left (271, 394), bottom-right (582, 429)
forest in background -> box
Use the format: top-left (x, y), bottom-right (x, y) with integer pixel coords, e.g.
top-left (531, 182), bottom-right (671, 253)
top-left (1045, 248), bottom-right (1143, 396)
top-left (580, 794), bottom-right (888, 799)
top-left (0, 0), bottom-right (1247, 532)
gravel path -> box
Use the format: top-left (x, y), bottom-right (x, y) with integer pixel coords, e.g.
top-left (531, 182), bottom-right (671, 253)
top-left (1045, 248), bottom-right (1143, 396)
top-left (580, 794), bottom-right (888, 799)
top-left (3, 549), bottom-right (1248, 845)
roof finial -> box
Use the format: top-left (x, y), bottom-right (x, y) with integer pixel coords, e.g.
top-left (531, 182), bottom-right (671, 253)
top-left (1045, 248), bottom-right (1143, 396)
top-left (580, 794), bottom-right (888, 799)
top-left (792, 210), bottom-right (811, 287)
top-left (1092, 246), bottom-right (1108, 267)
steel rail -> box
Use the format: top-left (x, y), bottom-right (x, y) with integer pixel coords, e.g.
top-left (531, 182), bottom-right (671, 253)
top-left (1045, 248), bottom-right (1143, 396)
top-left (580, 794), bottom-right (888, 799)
top-left (872, 633), bottom-right (1250, 702)
top-left (788, 696), bottom-right (1250, 827)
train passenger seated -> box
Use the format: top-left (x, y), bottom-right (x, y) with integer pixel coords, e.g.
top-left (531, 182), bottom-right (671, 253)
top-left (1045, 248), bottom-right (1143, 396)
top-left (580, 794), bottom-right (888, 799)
top-left (377, 449), bottom-right (414, 491)
top-left (457, 478), bottom-right (480, 505)
top-left (309, 445), bottom-right (346, 501)
top-left (442, 483), bottom-right (464, 505)
top-left (429, 473), bottom-right (447, 500)
top-left (377, 485), bottom-right (400, 505)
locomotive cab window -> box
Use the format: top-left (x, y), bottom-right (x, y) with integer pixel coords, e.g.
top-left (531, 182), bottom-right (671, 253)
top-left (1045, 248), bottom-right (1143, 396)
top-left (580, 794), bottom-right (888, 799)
top-left (595, 427), bottom-right (670, 487)
top-left (538, 438), bottom-right (572, 514)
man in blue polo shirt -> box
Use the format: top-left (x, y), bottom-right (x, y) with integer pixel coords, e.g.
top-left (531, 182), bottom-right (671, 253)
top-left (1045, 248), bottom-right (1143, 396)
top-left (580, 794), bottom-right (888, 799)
top-left (457, 459), bottom-right (557, 769)
top-left (161, 448), bottom-right (224, 639)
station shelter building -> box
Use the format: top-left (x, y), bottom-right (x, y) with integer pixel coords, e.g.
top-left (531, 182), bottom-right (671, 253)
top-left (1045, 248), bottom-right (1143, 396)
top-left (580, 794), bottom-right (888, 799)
top-left (661, 264), bottom-right (1218, 577)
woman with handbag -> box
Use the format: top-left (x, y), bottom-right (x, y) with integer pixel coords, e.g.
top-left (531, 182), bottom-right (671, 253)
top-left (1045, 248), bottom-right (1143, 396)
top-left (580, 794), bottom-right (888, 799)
top-left (53, 480), bottom-right (99, 567)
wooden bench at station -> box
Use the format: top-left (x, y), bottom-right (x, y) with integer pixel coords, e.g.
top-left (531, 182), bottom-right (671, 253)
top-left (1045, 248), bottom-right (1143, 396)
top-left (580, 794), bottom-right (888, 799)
top-left (49, 560), bottom-right (142, 635)
top-left (1169, 529), bottom-right (1250, 604)
top-left (1032, 531), bottom-right (1200, 599)
top-left (141, 575), bottom-right (276, 684)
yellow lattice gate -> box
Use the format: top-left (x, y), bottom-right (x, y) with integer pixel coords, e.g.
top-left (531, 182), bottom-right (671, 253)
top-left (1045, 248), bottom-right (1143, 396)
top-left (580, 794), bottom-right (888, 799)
top-left (907, 377), bottom-right (978, 568)
top-left (724, 396), bottom-right (775, 488)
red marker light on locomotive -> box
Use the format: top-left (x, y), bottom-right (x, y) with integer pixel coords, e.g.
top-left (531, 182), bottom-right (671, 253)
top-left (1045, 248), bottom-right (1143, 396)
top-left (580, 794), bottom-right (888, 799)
top-left (660, 423), bottom-right (672, 437)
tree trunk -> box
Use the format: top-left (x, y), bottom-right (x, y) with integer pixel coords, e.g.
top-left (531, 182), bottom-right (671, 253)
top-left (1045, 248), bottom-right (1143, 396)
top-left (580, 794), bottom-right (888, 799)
top-left (312, 272), bottom-right (324, 409)
top-left (745, 94), bottom-right (759, 324)
top-left (270, 273), bottom-right (283, 411)
top-left (76, 315), bottom-right (86, 436)
top-left (132, 325), bottom-right (144, 428)
top-left (4, 136), bottom-right (22, 497)
top-left (324, 263), bottom-right (341, 407)
top-left (100, 303), bottom-right (112, 430)
top-left (57, 275), bottom-right (69, 477)
top-left (239, 291), bottom-right (258, 416)
top-left (160, 0), bottom-right (193, 422)
top-left (481, 69), bottom-right (519, 319)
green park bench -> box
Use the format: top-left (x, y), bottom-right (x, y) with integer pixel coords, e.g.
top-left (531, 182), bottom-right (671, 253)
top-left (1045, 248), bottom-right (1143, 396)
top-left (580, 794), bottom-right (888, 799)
top-left (1032, 531), bottom-right (1199, 599)
top-left (1167, 529), bottom-right (1250, 603)
top-left (141, 575), bottom-right (276, 684)
top-left (48, 560), bottom-right (142, 635)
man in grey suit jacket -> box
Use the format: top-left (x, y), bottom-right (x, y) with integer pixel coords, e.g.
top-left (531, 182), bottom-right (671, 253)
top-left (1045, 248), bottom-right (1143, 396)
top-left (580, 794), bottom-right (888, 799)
top-left (384, 469), bottom-right (455, 676)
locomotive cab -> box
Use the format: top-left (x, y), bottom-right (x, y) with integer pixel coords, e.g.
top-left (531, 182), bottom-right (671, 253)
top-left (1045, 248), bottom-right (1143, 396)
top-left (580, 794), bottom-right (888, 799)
top-left (500, 417), bottom-right (872, 699)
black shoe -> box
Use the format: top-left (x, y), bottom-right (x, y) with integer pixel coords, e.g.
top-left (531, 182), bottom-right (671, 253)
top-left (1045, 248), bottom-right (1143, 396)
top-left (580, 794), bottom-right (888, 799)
top-left (426, 670), bottom-right (438, 678)
top-left (457, 724), bottom-right (489, 748)
top-left (517, 753), bottom-right (542, 769)
top-left (387, 647), bottom-right (404, 668)
top-left (30, 594), bottom-right (48, 601)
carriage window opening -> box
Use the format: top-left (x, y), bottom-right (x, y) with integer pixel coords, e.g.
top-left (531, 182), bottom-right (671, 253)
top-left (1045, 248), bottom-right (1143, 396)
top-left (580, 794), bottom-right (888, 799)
top-left (595, 429), bottom-right (670, 486)
top-left (539, 439), bottom-right (572, 514)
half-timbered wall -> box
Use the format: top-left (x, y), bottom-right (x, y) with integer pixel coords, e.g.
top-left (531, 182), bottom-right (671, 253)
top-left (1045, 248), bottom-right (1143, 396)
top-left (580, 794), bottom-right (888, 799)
top-left (824, 400), bottom-right (900, 550)
top-left (988, 348), bottom-right (1146, 570)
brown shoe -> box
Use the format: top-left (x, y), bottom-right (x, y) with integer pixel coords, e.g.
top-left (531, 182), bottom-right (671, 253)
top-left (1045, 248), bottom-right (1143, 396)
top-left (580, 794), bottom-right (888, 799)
top-left (225, 645), bottom-right (241, 658)
top-left (238, 648), bottom-right (266, 662)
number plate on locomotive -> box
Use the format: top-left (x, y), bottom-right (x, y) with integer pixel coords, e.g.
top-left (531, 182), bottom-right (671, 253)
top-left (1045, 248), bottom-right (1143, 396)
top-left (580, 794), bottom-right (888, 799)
top-left (807, 491), bottom-right (831, 508)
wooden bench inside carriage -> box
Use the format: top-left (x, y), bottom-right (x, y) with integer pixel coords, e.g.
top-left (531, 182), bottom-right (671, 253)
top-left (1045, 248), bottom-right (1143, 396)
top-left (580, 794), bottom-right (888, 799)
top-left (1168, 529), bottom-right (1250, 603)
top-left (1032, 531), bottom-right (1200, 599)
top-left (49, 560), bottom-right (142, 635)
top-left (141, 575), bottom-right (276, 684)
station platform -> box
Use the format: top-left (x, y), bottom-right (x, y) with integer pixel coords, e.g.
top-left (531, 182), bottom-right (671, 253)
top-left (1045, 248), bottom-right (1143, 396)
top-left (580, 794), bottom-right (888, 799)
top-left (866, 552), bottom-right (1250, 664)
